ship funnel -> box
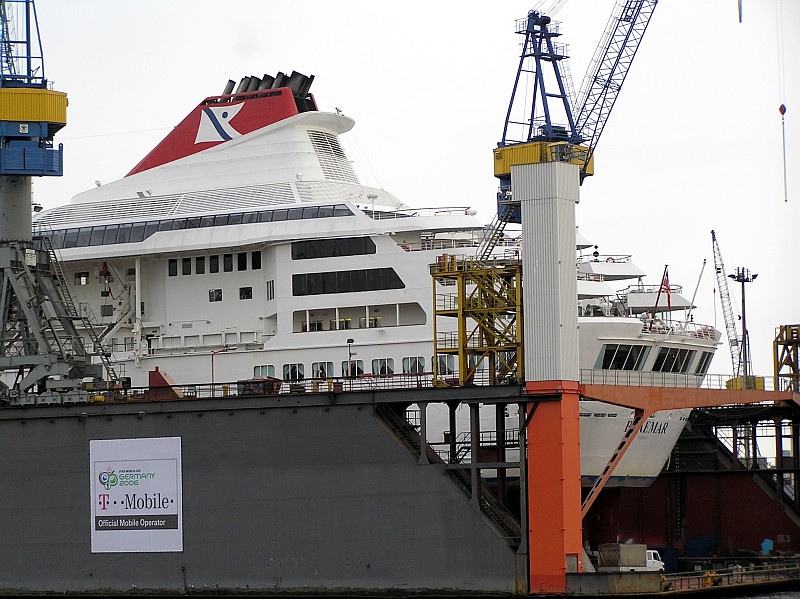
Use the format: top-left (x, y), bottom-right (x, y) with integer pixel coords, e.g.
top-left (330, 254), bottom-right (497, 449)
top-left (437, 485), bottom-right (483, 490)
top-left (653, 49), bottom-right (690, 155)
top-left (222, 79), bottom-right (235, 95)
top-left (235, 77), bottom-right (251, 94)
top-left (257, 74), bottom-right (274, 90)
top-left (246, 76), bottom-right (261, 92)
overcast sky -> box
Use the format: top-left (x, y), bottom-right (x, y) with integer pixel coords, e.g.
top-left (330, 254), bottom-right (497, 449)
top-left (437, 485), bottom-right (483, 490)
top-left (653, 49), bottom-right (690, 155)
top-left (31, 0), bottom-right (798, 380)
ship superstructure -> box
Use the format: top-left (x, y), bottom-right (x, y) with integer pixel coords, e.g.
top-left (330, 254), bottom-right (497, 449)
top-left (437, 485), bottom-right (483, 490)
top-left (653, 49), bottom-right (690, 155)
top-left (24, 71), bottom-right (721, 486)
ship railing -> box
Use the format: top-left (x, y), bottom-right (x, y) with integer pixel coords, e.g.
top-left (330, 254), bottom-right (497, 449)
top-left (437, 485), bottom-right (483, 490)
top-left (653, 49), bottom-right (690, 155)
top-left (580, 369), bottom-right (785, 392)
top-left (661, 561), bottom-right (800, 591)
top-left (577, 254), bottom-right (633, 265)
top-left (367, 206), bottom-right (475, 220)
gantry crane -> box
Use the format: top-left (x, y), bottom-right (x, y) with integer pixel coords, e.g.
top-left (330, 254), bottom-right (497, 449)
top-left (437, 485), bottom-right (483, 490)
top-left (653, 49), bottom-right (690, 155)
top-left (0, 0), bottom-right (116, 403)
top-left (711, 229), bottom-right (750, 377)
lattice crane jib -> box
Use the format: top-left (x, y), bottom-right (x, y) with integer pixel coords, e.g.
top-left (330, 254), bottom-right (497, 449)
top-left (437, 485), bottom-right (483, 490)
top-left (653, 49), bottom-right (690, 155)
top-left (0, 0), bottom-right (117, 403)
top-left (711, 230), bottom-right (745, 377)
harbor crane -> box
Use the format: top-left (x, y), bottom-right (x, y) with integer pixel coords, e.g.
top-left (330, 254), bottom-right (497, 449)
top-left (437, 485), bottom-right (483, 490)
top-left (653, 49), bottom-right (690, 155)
top-left (711, 229), bottom-right (751, 378)
top-left (0, 0), bottom-right (117, 404)
top-left (481, 0), bottom-right (657, 259)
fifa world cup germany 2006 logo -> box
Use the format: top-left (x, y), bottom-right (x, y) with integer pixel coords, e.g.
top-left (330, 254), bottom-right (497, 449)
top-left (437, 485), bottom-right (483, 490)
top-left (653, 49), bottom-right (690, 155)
top-left (98, 468), bottom-right (118, 490)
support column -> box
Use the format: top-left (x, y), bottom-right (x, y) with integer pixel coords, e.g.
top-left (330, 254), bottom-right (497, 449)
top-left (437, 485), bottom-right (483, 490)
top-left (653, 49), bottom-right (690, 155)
top-left (514, 160), bottom-right (583, 593)
top-left (526, 383), bottom-right (583, 593)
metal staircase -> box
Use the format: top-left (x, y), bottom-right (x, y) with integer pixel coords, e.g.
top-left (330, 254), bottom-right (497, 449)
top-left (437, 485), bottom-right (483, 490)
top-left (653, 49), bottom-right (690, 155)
top-left (37, 234), bottom-right (119, 382)
top-left (374, 403), bottom-right (521, 549)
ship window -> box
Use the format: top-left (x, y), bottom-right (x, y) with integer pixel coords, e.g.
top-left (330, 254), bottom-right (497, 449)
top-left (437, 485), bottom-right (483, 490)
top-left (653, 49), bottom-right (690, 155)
top-left (372, 358), bottom-right (394, 376)
top-left (653, 347), bottom-right (694, 373)
top-left (292, 268), bottom-right (404, 296)
top-left (402, 357), bottom-right (426, 374)
top-left (87, 226), bottom-right (104, 246)
top-left (74, 271), bottom-right (90, 286)
top-left (254, 364), bottom-right (275, 378)
top-left (239, 286), bottom-right (253, 300)
top-left (266, 280), bottom-right (275, 301)
top-left (359, 316), bottom-right (381, 328)
top-left (117, 224), bottom-right (132, 244)
top-left (288, 208), bottom-right (303, 221)
top-left (158, 220), bottom-right (173, 232)
top-left (49, 229), bottom-right (65, 249)
top-left (333, 204), bottom-right (353, 217)
top-left (292, 237), bottom-right (376, 260)
top-left (171, 219), bottom-right (188, 230)
top-left (62, 229), bottom-right (78, 248)
top-left (210, 255), bottom-right (219, 273)
top-left (257, 211), bottom-right (273, 223)
top-left (302, 206), bottom-right (319, 219)
top-left (195, 256), bottom-right (205, 275)
top-left (598, 344), bottom-right (650, 370)
top-left (695, 351), bottom-right (713, 375)
top-left (242, 212), bottom-right (258, 224)
top-left (272, 209), bottom-right (288, 221)
top-left (103, 225), bottom-right (120, 245)
top-left (168, 259), bottom-right (178, 277)
top-left (330, 318), bottom-right (351, 330)
top-left (318, 205), bottom-right (334, 218)
top-left (200, 216), bottom-right (215, 227)
top-left (144, 221), bottom-right (160, 239)
top-left (342, 359), bottom-right (364, 377)
top-left (209, 289), bottom-right (223, 302)
top-left (301, 320), bottom-right (323, 332)
top-left (186, 217), bottom-right (201, 229)
top-left (282, 363), bottom-right (304, 381)
top-left (77, 227), bottom-right (92, 247)
top-left (228, 213), bottom-right (243, 225)
top-left (251, 251), bottom-right (261, 270)
top-left (129, 223), bottom-right (146, 243)
top-left (182, 258), bottom-right (191, 275)
top-left (435, 354), bottom-right (456, 375)
top-left (237, 252), bottom-right (247, 271)
top-left (213, 215), bottom-right (229, 226)
top-left (223, 254), bottom-right (233, 272)
top-left (312, 361), bottom-right (334, 378)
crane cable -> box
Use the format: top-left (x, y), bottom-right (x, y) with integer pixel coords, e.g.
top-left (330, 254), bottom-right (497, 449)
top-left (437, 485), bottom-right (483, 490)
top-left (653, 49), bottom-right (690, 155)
top-left (776, 0), bottom-right (788, 203)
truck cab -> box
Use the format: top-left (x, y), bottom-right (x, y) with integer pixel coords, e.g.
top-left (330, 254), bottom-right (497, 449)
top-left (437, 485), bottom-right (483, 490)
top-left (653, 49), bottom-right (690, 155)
top-left (645, 550), bottom-right (665, 572)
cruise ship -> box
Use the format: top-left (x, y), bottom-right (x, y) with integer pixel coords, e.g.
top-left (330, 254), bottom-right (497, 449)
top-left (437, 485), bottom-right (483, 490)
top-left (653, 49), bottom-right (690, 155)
top-left (27, 70), bottom-right (720, 487)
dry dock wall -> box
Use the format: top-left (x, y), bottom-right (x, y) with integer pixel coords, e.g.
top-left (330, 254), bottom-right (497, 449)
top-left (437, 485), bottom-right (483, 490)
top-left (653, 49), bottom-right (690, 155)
top-left (0, 396), bottom-right (518, 594)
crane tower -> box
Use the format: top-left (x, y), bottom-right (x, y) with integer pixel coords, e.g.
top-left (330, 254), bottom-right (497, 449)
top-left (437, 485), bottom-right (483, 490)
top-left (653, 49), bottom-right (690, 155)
top-left (0, 0), bottom-right (115, 404)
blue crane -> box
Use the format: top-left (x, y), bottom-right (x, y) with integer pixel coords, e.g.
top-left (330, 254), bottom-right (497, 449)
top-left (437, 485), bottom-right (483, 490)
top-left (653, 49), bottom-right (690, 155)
top-left (485, 0), bottom-right (657, 249)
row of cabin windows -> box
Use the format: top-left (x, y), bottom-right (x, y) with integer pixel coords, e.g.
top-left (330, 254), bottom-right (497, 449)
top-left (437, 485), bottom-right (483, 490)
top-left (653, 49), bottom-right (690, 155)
top-left (254, 356), bottom-right (444, 380)
top-left (292, 268), bottom-right (404, 296)
top-left (44, 204), bottom-right (354, 249)
top-left (168, 251), bottom-right (261, 276)
top-left (598, 343), bottom-right (713, 375)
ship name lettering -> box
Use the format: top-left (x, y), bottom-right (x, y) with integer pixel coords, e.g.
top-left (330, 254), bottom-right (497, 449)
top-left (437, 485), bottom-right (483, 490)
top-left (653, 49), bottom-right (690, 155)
top-left (626, 420), bottom-right (669, 434)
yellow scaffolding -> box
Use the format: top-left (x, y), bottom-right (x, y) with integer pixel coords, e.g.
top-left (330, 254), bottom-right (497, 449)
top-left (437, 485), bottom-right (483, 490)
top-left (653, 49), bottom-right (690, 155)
top-left (431, 254), bottom-right (523, 387)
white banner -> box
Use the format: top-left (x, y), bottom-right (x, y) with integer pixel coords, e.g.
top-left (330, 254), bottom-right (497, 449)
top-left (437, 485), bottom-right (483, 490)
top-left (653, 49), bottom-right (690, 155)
top-left (90, 437), bottom-right (183, 553)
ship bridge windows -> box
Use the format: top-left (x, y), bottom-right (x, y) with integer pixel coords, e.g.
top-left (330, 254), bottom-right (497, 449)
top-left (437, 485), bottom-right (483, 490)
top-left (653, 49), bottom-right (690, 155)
top-left (652, 347), bottom-right (695, 373)
top-left (597, 344), bottom-right (650, 370)
top-left (695, 351), bottom-right (713, 375)
top-left (291, 237), bottom-right (376, 260)
top-left (44, 204), bottom-right (355, 249)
